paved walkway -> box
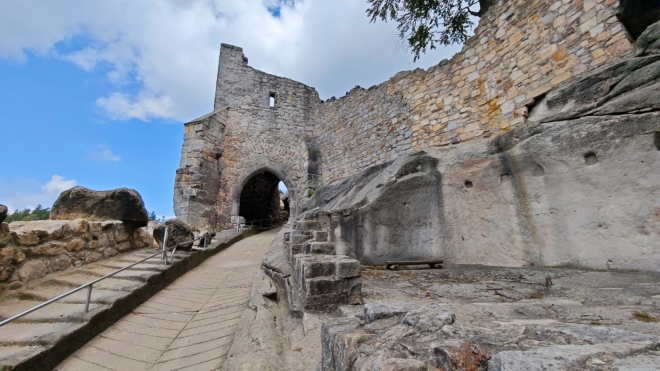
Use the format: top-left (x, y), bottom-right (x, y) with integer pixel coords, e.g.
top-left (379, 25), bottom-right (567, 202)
top-left (55, 229), bottom-right (279, 371)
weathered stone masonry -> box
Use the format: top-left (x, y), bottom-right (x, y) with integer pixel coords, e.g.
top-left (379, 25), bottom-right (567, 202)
top-left (175, 44), bottom-right (321, 227)
top-left (313, 0), bottom-right (633, 184)
top-left (176, 0), bottom-right (634, 231)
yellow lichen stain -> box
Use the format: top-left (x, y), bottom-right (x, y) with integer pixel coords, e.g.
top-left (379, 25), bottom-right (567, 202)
top-left (486, 99), bottom-right (501, 124)
top-left (478, 78), bottom-right (486, 96)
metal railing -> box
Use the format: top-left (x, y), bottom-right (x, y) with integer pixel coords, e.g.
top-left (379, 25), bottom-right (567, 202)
top-left (0, 227), bottom-right (214, 327)
top-left (237, 216), bottom-right (287, 232)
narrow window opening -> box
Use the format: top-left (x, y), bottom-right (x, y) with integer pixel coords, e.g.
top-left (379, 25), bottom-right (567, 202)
top-left (269, 92), bottom-right (276, 107)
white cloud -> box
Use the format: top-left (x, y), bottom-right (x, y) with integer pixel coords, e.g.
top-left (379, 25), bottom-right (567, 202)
top-left (0, 0), bottom-right (464, 122)
top-left (88, 145), bottom-right (121, 162)
top-left (0, 175), bottom-right (77, 212)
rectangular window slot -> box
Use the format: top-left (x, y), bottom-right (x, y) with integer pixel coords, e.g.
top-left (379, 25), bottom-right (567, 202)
top-left (269, 92), bottom-right (276, 107)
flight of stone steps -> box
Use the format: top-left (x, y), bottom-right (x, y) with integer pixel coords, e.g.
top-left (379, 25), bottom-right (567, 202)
top-left (284, 210), bottom-right (361, 314)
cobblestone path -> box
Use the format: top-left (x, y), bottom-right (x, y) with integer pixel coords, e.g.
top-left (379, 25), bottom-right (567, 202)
top-left (55, 228), bottom-right (278, 371)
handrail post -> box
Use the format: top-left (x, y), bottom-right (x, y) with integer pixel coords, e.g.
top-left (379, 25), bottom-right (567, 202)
top-left (84, 284), bottom-right (93, 312)
top-left (162, 227), bottom-right (169, 266)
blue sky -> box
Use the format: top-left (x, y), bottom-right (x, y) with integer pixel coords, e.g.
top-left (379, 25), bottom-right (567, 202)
top-left (0, 0), bottom-right (462, 219)
top-left (0, 50), bottom-right (182, 218)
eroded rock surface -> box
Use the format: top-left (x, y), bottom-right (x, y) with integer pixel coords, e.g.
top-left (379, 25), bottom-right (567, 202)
top-left (0, 205), bottom-right (7, 224)
top-left (636, 20), bottom-right (660, 56)
top-left (153, 218), bottom-right (195, 251)
top-left (50, 186), bottom-right (149, 227)
top-left (314, 265), bottom-right (660, 371)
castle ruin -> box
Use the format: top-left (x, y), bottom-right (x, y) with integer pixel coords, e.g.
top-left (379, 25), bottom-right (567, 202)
top-left (175, 0), bottom-right (659, 271)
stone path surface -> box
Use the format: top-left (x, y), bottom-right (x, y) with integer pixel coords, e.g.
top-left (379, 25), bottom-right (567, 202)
top-left (55, 228), bottom-right (278, 371)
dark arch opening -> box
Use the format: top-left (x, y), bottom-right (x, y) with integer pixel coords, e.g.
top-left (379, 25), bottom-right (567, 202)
top-left (239, 172), bottom-right (289, 226)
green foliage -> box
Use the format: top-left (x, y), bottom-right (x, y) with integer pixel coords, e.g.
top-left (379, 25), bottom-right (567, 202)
top-left (4, 205), bottom-right (51, 223)
top-left (366, 0), bottom-right (496, 61)
top-left (147, 211), bottom-right (167, 223)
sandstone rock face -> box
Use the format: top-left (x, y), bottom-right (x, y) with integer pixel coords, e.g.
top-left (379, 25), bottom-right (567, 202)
top-left (401, 303), bottom-right (455, 333)
top-left (0, 222), bottom-right (14, 248)
top-left (50, 186), bottom-right (148, 227)
top-left (0, 246), bottom-right (25, 281)
top-left (0, 204), bottom-right (7, 224)
top-left (0, 219), bottom-right (154, 289)
top-left (320, 303), bottom-right (660, 371)
top-left (153, 218), bottom-right (195, 251)
top-left (16, 259), bottom-right (49, 282)
top-left (636, 20), bottom-right (660, 56)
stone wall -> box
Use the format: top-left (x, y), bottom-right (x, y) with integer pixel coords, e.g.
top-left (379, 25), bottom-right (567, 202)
top-left (175, 109), bottom-right (228, 228)
top-left (299, 48), bottom-right (660, 271)
top-left (313, 0), bottom-right (633, 184)
top-left (176, 0), bottom-right (636, 231)
top-left (175, 44), bottom-right (323, 228)
top-left (0, 220), bottom-right (155, 292)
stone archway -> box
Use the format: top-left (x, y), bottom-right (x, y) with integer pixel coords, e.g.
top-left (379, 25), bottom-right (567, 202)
top-left (231, 164), bottom-right (296, 224)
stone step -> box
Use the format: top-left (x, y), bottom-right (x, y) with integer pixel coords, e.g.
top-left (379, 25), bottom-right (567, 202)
top-left (313, 230), bottom-right (328, 242)
top-left (287, 243), bottom-right (305, 262)
top-left (296, 220), bottom-right (320, 231)
top-left (295, 255), bottom-right (360, 279)
top-left (306, 242), bottom-right (335, 254)
top-left (291, 234), bottom-right (312, 244)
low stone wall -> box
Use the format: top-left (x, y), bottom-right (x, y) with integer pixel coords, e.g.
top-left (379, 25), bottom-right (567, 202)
top-left (0, 219), bottom-right (156, 292)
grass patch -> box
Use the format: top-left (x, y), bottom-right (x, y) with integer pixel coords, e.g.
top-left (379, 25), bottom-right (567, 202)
top-left (633, 312), bottom-right (659, 323)
top-left (590, 321), bottom-right (603, 326)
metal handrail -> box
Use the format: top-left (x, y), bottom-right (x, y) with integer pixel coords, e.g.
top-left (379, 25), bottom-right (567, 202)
top-left (236, 217), bottom-right (286, 232)
top-left (0, 227), bottom-right (209, 327)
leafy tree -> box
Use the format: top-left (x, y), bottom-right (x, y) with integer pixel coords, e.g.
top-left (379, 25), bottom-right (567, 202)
top-left (147, 211), bottom-right (167, 223)
top-left (366, 0), bottom-right (499, 61)
top-left (5, 205), bottom-right (51, 223)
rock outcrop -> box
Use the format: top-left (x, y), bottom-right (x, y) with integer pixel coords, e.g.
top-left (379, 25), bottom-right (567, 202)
top-left (0, 205), bottom-right (7, 224)
top-left (619, 0), bottom-right (660, 40)
top-left (319, 303), bottom-right (660, 371)
top-left (50, 187), bottom-right (149, 228)
top-left (636, 19), bottom-right (660, 56)
top-left (153, 218), bottom-right (195, 251)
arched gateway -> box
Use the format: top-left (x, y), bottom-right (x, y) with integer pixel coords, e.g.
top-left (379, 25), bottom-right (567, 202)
top-left (173, 44), bottom-right (321, 229)
top-left (231, 165), bottom-right (295, 226)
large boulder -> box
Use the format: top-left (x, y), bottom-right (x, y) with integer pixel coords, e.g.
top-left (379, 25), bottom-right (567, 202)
top-left (153, 218), bottom-right (195, 251)
top-left (0, 204), bottom-right (7, 224)
top-left (50, 187), bottom-right (149, 228)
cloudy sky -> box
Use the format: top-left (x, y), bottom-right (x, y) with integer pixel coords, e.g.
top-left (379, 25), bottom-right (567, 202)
top-left (0, 0), bottom-right (464, 218)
